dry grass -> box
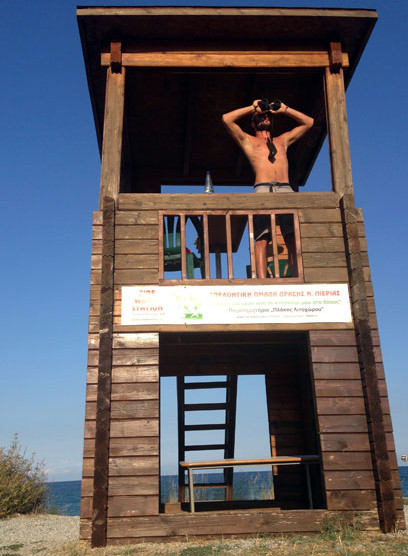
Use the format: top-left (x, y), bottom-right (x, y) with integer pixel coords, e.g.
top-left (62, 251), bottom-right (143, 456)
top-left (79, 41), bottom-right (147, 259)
top-left (8, 528), bottom-right (407, 556)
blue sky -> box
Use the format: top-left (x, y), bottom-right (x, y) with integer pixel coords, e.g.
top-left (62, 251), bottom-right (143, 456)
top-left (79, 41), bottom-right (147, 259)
top-left (0, 0), bottom-right (407, 481)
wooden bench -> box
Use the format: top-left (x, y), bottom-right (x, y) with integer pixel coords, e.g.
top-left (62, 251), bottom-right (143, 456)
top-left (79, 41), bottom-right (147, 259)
top-left (180, 455), bottom-right (320, 513)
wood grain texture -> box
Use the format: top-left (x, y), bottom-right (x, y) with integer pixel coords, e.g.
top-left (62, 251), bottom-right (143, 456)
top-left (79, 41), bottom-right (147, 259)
top-left (91, 197), bottom-right (115, 547)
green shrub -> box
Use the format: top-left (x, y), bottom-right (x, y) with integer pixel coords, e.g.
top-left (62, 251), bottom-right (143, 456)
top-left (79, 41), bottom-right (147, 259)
top-left (0, 434), bottom-right (48, 518)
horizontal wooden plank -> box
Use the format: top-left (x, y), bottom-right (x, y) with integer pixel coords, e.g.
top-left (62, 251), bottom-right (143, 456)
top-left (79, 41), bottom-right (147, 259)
top-left (326, 490), bottom-right (376, 510)
top-left (105, 509), bottom-right (380, 540)
top-left (301, 237), bottom-right (345, 253)
top-left (109, 457), bottom-right (159, 477)
top-left (92, 239), bottom-right (103, 255)
top-left (111, 382), bottom-right (159, 401)
top-left (86, 384), bottom-right (97, 401)
top-left (86, 366), bottom-right (98, 384)
top-left (102, 50), bottom-right (349, 69)
top-left (90, 270), bottom-right (102, 285)
top-left (320, 433), bottom-right (370, 452)
top-left (111, 400), bottom-right (159, 419)
top-left (91, 254), bottom-right (102, 270)
top-left (325, 470), bottom-right (375, 490)
top-left (83, 437), bottom-right (159, 458)
top-left (300, 223), bottom-right (343, 237)
top-left (84, 420), bottom-right (95, 439)
top-left (115, 254), bottom-right (159, 269)
top-left (316, 397), bottom-right (366, 415)
top-left (299, 208), bottom-right (341, 223)
top-left (108, 475), bottom-right (159, 496)
top-left (312, 362), bottom-right (361, 380)
top-left (118, 192), bottom-right (340, 211)
top-left (113, 333), bottom-right (159, 349)
top-left (309, 330), bottom-right (356, 346)
top-left (108, 495), bottom-right (158, 517)
top-left (112, 366), bottom-right (159, 383)
top-left (302, 252), bottom-right (347, 267)
top-left (112, 349), bottom-right (159, 366)
top-left (311, 346), bottom-right (358, 363)
top-left (80, 496), bottom-right (92, 519)
top-left (114, 269), bottom-right (158, 285)
top-left (115, 322), bottom-right (354, 334)
top-left (314, 380), bottom-right (363, 397)
top-left (304, 267), bottom-right (349, 282)
top-left (318, 415), bottom-right (368, 433)
top-left (115, 225), bottom-right (158, 240)
top-left (322, 452), bottom-right (374, 472)
top-left (116, 212), bottom-right (157, 225)
top-left (85, 402), bottom-right (96, 420)
top-left (92, 227), bottom-right (102, 241)
top-left (115, 239), bottom-right (159, 255)
top-left (110, 419), bottom-right (159, 437)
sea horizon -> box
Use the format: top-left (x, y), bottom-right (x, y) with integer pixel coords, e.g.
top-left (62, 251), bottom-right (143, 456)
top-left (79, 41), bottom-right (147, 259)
top-left (47, 467), bottom-right (408, 517)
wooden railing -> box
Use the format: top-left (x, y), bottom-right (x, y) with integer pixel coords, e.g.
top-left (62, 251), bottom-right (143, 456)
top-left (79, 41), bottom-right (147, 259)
top-left (159, 210), bottom-right (304, 283)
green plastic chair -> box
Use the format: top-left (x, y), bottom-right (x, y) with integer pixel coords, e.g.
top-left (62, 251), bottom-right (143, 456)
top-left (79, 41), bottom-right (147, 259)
top-left (267, 258), bottom-right (291, 278)
top-left (163, 216), bottom-right (204, 279)
top-left (246, 259), bottom-right (291, 278)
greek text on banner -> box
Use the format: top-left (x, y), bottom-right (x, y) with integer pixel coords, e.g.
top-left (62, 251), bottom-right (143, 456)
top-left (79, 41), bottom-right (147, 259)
top-left (121, 284), bottom-right (352, 325)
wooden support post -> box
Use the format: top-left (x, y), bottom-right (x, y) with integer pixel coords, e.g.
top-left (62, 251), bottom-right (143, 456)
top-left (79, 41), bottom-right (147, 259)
top-left (91, 196), bottom-right (115, 547)
top-left (324, 63), bottom-right (397, 532)
top-left (99, 46), bottom-right (125, 209)
top-left (324, 66), bottom-right (353, 197)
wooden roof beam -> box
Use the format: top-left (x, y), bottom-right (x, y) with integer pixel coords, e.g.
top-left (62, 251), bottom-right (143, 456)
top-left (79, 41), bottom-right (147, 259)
top-left (101, 50), bottom-right (349, 69)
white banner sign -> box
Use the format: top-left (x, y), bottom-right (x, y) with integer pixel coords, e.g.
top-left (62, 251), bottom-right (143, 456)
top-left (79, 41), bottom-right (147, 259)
top-left (121, 284), bottom-right (352, 325)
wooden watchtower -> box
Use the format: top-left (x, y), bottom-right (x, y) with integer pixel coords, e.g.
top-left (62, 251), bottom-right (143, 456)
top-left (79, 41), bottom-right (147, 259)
top-left (77, 7), bottom-right (405, 546)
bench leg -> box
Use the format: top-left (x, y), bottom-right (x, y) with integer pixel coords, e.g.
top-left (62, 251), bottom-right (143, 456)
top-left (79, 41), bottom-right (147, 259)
top-left (188, 468), bottom-right (195, 513)
top-left (305, 464), bottom-right (313, 509)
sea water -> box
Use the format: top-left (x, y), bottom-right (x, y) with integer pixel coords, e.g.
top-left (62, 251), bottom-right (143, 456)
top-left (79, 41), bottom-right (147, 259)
top-left (47, 467), bottom-right (408, 516)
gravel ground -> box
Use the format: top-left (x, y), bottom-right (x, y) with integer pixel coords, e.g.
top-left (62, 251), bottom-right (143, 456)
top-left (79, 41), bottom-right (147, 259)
top-left (1, 508), bottom-right (407, 556)
top-left (0, 514), bottom-right (79, 555)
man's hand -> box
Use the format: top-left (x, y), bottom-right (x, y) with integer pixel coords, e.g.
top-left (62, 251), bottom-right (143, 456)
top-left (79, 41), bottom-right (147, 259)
top-left (252, 99), bottom-right (265, 114)
top-left (273, 101), bottom-right (289, 114)
top-left (253, 99), bottom-right (289, 114)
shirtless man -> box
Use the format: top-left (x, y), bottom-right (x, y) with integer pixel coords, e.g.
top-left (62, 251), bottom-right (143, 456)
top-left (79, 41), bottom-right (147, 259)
top-left (222, 100), bottom-right (314, 278)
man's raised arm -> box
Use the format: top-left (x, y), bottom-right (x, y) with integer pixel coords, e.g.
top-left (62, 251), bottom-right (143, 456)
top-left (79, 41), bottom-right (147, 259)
top-left (221, 101), bottom-right (259, 146)
top-left (275, 103), bottom-right (314, 146)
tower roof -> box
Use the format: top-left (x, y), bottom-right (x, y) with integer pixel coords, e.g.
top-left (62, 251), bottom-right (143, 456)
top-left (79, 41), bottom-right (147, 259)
top-left (77, 6), bottom-right (377, 188)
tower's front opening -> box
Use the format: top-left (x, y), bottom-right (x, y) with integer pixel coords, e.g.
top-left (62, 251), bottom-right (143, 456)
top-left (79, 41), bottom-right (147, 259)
top-left (159, 332), bottom-right (325, 513)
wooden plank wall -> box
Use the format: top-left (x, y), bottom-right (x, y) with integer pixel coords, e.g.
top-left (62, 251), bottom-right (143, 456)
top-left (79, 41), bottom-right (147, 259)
top-left (309, 326), bottom-right (404, 527)
top-left (80, 212), bottom-right (160, 542)
top-left (353, 209), bottom-right (405, 528)
top-left (309, 330), bottom-right (378, 515)
top-left (80, 193), bottom-right (404, 543)
top-left (112, 192), bottom-right (351, 322)
top-left (265, 346), bottom-right (313, 508)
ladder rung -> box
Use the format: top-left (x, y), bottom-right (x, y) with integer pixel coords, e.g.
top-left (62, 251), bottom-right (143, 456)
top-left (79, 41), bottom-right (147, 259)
top-left (184, 381), bottom-right (228, 390)
top-left (184, 444), bottom-right (226, 451)
top-left (184, 424), bottom-right (227, 431)
top-left (184, 403), bottom-right (228, 411)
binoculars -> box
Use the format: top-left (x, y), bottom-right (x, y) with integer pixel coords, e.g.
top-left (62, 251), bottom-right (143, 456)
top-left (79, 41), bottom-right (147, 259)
top-left (259, 98), bottom-right (282, 112)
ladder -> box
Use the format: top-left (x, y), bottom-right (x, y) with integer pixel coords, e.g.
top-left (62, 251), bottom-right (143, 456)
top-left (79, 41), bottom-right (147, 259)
top-left (177, 375), bottom-right (238, 503)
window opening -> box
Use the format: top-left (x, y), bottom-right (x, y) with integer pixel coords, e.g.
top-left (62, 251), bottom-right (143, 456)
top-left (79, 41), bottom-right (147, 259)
top-left (160, 211), bottom-right (303, 282)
